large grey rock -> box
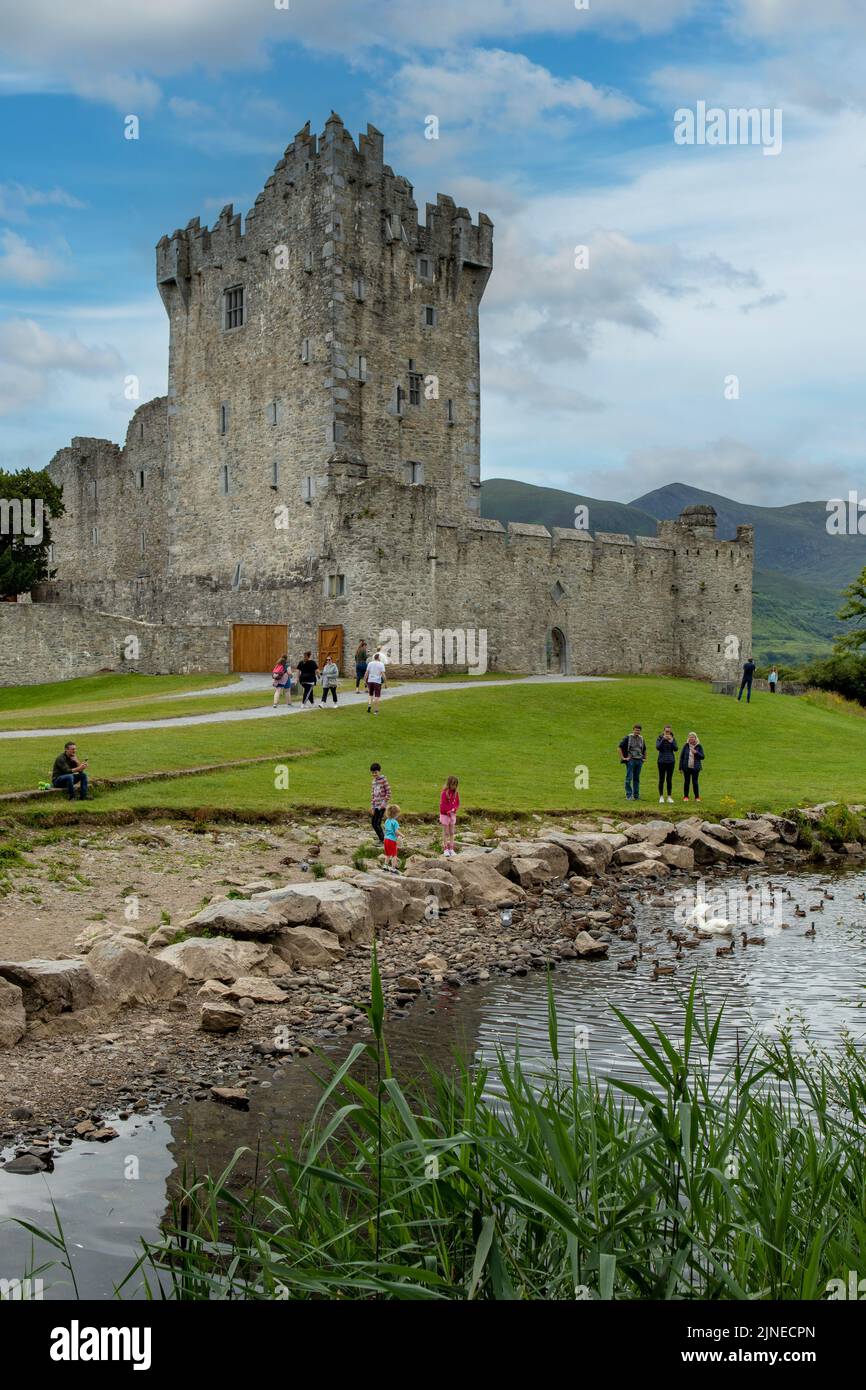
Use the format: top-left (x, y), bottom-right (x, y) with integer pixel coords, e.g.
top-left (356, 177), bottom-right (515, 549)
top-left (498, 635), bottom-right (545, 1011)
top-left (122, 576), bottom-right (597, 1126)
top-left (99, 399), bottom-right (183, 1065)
top-left (500, 840), bottom-right (569, 885)
top-left (699, 822), bottom-right (739, 846)
top-left (659, 843), bottom-right (696, 871)
top-left (676, 825), bottom-right (737, 865)
top-left (619, 859), bottom-right (670, 879)
top-left (540, 832), bottom-right (626, 876)
top-left (0, 978), bottom-right (26, 1048)
top-left (308, 881), bottom-right (373, 942)
top-left (0, 959), bottom-right (108, 1020)
top-left (88, 936), bottom-right (187, 1005)
top-left (448, 845), bottom-right (514, 877)
top-left (623, 822), bottom-right (675, 846)
top-left (272, 926), bottom-right (344, 970)
top-left (446, 857), bottom-right (525, 907)
top-left (74, 923), bottom-right (115, 954)
top-left (179, 897), bottom-right (293, 938)
top-left (613, 844), bottom-right (662, 866)
top-left (248, 884), bottom-right (321, 925)
top-left (157, 937), bottom-right (273, 983)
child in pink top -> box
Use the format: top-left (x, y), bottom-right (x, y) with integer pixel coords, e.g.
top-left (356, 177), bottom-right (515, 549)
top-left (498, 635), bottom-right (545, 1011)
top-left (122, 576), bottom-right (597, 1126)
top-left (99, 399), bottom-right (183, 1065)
top-left (439, 776), bottom-right (460, 857)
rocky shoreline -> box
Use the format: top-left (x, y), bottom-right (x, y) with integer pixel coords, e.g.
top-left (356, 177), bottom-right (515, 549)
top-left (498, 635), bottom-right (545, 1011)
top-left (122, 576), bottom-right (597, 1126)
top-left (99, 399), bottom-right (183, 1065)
top-left (1, 804), bottom-right (863, 1165)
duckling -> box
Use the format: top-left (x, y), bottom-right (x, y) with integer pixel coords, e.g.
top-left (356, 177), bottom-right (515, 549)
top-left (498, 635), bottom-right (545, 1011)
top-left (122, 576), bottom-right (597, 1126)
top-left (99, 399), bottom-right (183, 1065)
top-left (804, 923), bottom-right (817, 938)
top-left (617, 955), bottom-right (638, 971)
top-left (741, 931), bottom-right (766, 947)
top-left (716, 941), bottom-right (735, 957)
top-left (794, 906), bottom-right (807, 918)
top-left (651, 960), bottom-right (676, 979)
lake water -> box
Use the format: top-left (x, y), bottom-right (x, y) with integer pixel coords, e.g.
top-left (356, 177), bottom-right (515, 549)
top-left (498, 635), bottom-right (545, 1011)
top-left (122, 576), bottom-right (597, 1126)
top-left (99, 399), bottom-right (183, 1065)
top-left (2, 864), bottom-right (864, 1300)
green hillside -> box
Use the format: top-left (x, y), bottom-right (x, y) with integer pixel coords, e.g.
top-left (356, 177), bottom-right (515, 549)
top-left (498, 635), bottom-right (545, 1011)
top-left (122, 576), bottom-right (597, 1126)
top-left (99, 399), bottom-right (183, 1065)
top-left (481, 477), bottom-right (864, 665)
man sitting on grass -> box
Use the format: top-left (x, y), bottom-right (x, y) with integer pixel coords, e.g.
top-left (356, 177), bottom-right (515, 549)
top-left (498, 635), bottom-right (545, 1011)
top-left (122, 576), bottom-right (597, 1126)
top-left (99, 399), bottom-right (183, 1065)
top-left (51, 741), bottom-right (89, 801)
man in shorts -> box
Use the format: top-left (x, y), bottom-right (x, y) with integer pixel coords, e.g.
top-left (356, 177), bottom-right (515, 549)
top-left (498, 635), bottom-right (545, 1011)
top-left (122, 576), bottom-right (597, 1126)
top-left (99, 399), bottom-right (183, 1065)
top-left (365, 650), bottom-right (386, 714)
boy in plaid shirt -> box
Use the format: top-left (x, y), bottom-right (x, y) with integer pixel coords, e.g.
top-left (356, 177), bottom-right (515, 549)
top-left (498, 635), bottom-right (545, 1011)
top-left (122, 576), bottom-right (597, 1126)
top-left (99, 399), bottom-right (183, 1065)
top-left (370, 762), bottom-right (391, 843)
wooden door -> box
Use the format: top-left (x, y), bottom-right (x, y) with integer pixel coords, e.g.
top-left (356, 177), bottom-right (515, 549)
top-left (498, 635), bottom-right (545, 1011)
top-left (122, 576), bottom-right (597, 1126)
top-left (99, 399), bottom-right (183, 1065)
top-left (231, 624), bottom-right (288, 673)
top-left (318, 624), bottom-right (344, 672)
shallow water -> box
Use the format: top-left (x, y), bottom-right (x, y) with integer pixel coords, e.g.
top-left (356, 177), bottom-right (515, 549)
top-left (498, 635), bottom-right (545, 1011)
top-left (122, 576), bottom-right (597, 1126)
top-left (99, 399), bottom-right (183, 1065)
top-left (1, 864), bottom-right (864, 1299)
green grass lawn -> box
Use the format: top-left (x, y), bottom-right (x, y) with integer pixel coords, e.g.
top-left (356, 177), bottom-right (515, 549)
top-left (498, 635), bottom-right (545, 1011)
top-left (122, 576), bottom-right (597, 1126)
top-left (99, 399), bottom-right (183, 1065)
top-left (0, 672), bottom-right (237, 730)
top-left (0, 671), bottom-right (529, 731)
top-left (2, 676), bottom-right (863, 820)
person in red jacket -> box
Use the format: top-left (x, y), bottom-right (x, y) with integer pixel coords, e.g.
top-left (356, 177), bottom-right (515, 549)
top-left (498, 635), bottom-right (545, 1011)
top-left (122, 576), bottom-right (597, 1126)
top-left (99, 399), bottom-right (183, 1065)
top-left (439, 776), bottom-right (460, 857)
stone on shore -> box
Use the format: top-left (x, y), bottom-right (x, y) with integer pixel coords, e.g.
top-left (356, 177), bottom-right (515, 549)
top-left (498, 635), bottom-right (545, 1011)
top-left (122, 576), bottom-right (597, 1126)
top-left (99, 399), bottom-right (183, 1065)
top-left (272, 926), bottom-right (344, 969)
top-left (0, 977), bottom-right (26, 1048)
top-left (87, 936), bottom-right (187, 1005)
top-left (157, 936), bottom-right (273, 983)
top-left (224, 976), bottom-right (289, 1004)
top-left (573, 932), bottom-right (609, 958)
top-left (199, 1002), bottom-right (245, 1033)
top-left (0, 958), bottom-right (108, 1020)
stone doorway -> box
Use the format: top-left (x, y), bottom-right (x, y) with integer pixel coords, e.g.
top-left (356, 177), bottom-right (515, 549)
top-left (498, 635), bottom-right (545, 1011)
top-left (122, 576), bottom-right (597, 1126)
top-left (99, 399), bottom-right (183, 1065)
top-left (546, 627), bottom-right (567, 674)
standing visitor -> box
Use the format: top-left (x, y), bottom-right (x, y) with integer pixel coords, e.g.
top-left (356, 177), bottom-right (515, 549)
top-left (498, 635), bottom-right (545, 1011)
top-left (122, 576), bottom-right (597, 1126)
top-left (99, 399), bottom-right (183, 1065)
top-left (272, 654), bottom-right (291, 708)
top-left (439, 776), bottom-right (460, 857)
top-left (320, 656), bottom-right (339, 706)
top-left (655, 726), bottom-right (678, 804)
top-left (383, 805), bottom-right (402, 872)
top-left (738, 656), bottom-right (756, 703)
top-left (365, 649), bottom-right (386, 715)
top-left (297, 650), bottom-right (319, 707)
top-left (370, 762), bottom-right (391, 843)
top-left (680, 732), bottom-right (705, 802)
top-left (354, 640), bottom-right (369, 692)
top-left (768, 665), bottom-right (778, 694)
top-left (618, 724), bottom-right (646, 802)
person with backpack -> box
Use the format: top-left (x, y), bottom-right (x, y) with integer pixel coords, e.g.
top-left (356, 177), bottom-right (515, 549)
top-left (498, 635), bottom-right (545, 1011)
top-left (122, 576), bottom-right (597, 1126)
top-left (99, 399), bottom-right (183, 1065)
top-left (679, 732), bottom-right (705, 802)
top-left (319, 656), bottom-right (339, 706)
top-left (618, 724), bottom-right (646, 801)
top-left (296, 650), bottom-right (319, 707)
top-left (738, 656), bottom-right (756, 703)
top-left (655, 725), bottom-right (678, 804)
top-left (272, 654), bottom-right (292, 708)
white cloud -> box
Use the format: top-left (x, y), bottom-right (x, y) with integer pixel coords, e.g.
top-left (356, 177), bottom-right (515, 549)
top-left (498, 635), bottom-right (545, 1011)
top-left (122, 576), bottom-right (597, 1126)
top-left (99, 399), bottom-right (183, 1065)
top-left (0, 231), bottom-right (67, 286)
top-left (382, 49), bottom-right (642, 137)
top-left (0, 183), bottom-right (84, 221)
top-left (0, 319), bottom-right (120, 373)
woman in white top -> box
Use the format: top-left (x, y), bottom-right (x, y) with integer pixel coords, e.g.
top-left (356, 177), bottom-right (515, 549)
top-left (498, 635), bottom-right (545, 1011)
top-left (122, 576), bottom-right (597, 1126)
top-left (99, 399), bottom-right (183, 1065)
top-left (365, 651), bottom-right (386, 715)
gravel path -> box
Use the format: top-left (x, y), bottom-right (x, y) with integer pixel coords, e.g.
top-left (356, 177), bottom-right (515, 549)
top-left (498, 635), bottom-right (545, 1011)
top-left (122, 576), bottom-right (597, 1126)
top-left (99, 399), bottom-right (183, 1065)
top-left (0, 674), bottom-right (612, 740)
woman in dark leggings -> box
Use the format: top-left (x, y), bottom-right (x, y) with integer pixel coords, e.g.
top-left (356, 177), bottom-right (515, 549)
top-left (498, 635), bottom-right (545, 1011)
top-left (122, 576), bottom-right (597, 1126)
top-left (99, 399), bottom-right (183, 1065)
top-left (679, 732), bottom-right (705, 802)
top-left (296, 650), bottom-right (319, 707)
top-left (655, 725), bottom-right (678, 803)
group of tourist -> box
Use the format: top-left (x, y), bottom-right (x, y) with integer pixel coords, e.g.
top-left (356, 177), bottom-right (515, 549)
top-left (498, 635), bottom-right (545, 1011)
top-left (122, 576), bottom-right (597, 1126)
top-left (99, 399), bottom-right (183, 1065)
top-left (271, 640), bottom-right (386, 713)
top-left (618, 726), bottom-right (705, 804)
top-left (369, 762), bottom-right (461, 866)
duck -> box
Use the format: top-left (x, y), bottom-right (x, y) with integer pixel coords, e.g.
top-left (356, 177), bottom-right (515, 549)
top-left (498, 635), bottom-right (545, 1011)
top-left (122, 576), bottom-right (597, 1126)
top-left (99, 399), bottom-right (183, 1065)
top-left (620, 927), bottom-right (637, 942)
top-left (638, 943), bottom-right (657, 956)
top-left (651, 961), bottom-right (676, 979)
top-left (617, 955), bottom-right (638, 971)
top-left (823, 890), bottom-right (835, 900)
top-left (809, 902), bottom-right (824, 913)
top-left (741, 931), bottom-right (766, 946)
top-left (857, 892), bottom-right (866, 902)
top-left (779, 920), bottom-right (793, 929)
top-left (716, 941), bottom-right (735, 957)
top-left (804, 924), bottom-right (817, 938)
top-left (679, 937), bottom-right (700, 949)
top-left (794, 906), bottom-right (807, 918)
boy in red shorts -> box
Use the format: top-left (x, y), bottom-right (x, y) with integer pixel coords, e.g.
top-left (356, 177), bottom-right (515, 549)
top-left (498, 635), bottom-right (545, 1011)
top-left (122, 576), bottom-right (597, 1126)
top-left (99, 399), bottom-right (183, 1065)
top-left (382, 804), bottom-right (401, 872)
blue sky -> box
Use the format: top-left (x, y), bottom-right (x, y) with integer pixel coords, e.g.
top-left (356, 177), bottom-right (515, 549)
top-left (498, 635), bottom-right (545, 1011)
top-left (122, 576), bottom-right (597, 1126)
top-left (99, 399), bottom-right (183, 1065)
top-left (0, 0), bottom-right (863, 506)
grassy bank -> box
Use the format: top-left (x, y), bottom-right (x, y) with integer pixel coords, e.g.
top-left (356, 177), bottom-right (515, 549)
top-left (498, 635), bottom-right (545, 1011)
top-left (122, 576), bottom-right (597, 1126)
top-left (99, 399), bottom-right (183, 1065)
top-left (2, 676), bottom-right (865, 819)
top-left (113, 973), bottom-right (866, 1301)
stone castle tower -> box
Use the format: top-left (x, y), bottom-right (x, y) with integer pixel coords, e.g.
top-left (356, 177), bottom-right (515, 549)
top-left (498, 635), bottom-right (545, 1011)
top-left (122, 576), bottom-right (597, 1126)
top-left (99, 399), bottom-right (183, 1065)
top-left (38, 115), bottom-right (753, 681)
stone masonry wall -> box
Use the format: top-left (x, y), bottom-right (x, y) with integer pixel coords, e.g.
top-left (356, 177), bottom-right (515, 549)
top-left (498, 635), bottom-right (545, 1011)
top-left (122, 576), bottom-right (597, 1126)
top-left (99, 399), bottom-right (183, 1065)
top-left (0, 603), bottom-right (228, 686)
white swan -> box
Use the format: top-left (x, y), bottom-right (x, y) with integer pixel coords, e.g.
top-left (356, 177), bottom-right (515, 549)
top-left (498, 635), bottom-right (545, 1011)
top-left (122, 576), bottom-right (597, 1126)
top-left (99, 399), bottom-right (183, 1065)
top-left (696, 916), bottom-right (734, 938)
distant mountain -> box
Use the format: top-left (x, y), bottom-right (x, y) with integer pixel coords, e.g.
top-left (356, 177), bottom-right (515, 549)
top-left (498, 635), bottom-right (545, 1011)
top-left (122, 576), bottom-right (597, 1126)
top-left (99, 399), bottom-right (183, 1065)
top-left (480, 478), bottom-right (866, 665)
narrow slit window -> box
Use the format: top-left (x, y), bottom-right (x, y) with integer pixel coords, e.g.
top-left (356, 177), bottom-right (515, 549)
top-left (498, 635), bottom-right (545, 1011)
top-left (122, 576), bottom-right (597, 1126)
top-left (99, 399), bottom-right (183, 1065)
top-left (221, 464), bottom-right (229, 495)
